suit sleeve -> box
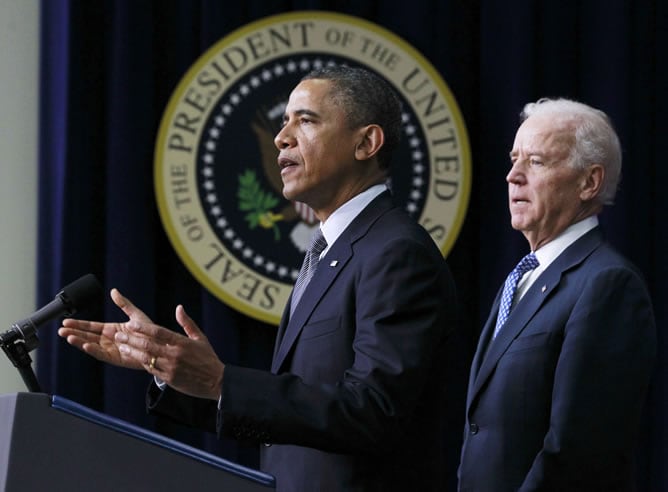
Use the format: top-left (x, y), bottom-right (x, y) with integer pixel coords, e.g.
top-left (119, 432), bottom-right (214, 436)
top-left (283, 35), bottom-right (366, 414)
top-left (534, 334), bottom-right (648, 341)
top-left (520, 265), bottom-right (656, 490)
top-left (146, 379), bottom-right (218, 432)
top-left (219, 235), bottom-right (457, 454)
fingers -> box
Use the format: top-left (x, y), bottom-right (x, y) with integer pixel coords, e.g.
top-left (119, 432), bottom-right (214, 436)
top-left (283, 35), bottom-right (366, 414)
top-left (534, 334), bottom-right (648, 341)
top-left (121, 303), bottom-right (199, 344)
top-left (58, 319), bottom-right (104, 350)
top-left (125, 319), bottom-right (180, 344)
top-left (60, 317), bottom-right (104, 334)
top-left (115, 329), bottom-right (156, 354)
top-left (176, 305), bottom-right (204, 340)
top-left (111, 288), bottom-right (153, 324)
top-left (117, 336), bottom-right (153, 365)
top-left (58, 326), bottom-right (124, 366)
top-left (58, 331), bottom-right (88, 351)
top-left (117, 338), bottom-right (169, 376)
top-left (58, 328), bottom-right (98, 346)
top-left (80, 340), bottom-right (117, 362)
top-left (114, 327), bottom-right (178, 363)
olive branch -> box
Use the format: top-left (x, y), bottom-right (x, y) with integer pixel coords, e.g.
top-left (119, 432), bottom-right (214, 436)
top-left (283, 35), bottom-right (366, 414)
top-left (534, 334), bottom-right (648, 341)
top-left (238, 169), bottom-right (283, 240)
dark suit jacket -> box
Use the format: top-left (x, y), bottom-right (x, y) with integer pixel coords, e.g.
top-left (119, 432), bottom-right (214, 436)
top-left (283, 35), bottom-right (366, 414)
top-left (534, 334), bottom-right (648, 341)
top-left (148, 191), bottom-right (466, 492)
top-left (458, 227), bottom-right (656, 492)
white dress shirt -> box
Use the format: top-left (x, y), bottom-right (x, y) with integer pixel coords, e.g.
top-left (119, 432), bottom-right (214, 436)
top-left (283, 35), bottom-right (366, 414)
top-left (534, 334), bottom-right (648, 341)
top-left (514, 215), bottom-right (599, 304)
top-left (318, 183), bottom-right (387, 258)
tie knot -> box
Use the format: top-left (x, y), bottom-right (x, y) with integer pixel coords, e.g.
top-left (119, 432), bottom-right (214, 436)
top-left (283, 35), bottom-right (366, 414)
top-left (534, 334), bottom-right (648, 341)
top-left (308, 229), bottom-right (327, 257)
top-left (514, 252), bottom-right (539, 276)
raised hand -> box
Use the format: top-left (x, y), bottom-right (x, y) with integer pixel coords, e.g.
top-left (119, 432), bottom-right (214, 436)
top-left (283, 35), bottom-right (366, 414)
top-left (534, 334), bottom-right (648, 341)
top-left (59, 288), bottom-right (225, 401)
top-left (58, 288), bottom-right (153, 370)
top-left (115, 304), bottom-right (225, 401)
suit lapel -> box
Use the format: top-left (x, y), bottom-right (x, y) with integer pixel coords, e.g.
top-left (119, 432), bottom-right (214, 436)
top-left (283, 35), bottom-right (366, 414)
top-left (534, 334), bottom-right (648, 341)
top-left (271, 191), bottom-right (395, 374)
top-left (271, 243), bottom-right (352, 373)
top-left (469, 291), bottom-right (501, 383)
top-left (467, 228), bottom-right (604, 410)
top-left (471, 271), bottom-right (561, 400)
top-left (271, 306), bottom-right (292, 367)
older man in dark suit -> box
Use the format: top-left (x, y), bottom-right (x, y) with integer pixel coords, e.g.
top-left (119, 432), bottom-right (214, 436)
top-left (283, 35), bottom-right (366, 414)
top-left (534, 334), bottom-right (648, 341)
top-left (458, 98), bottom-right (656, 491)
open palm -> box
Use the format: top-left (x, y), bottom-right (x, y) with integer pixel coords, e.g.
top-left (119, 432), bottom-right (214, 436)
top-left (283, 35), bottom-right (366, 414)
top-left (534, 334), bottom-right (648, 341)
top-left (59, 288), bottom-right (154, 371)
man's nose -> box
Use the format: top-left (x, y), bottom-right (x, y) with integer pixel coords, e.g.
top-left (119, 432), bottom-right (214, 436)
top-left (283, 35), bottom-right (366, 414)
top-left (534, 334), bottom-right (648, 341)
top-left (274, 126), bottom-right (295, 150)
top-left (506, 161), bottom-right (525, 184)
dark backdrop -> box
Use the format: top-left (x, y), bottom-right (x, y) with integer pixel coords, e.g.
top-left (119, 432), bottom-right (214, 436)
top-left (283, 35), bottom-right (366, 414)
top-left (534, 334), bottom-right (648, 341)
top-left (34, 0), bottom-right (666, 489)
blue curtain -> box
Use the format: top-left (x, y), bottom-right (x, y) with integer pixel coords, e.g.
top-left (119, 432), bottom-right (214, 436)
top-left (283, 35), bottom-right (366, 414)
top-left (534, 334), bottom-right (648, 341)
top-left (36, 0), bottom-right (667, 489)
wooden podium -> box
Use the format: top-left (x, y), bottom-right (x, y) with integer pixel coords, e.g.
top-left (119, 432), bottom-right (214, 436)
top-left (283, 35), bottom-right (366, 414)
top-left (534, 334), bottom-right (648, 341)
top-left (0, 392), bottom-right (275, 491)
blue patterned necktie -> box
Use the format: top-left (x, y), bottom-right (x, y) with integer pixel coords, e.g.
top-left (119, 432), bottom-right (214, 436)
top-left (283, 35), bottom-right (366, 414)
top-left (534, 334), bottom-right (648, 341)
top-left (290, 229), bottom-right (327, 316)
top-left (492, 253), bottom-right (539, 339)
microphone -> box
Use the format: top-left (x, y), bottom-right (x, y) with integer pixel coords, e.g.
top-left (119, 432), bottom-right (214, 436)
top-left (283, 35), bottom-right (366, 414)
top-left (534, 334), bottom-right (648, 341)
top-left (0, 274), bottom-right (103, 350)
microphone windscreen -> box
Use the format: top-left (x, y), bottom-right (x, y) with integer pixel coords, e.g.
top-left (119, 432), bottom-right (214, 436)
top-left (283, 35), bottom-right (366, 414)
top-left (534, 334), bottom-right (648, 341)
top-left (60, 274), bottom-right (103, 313)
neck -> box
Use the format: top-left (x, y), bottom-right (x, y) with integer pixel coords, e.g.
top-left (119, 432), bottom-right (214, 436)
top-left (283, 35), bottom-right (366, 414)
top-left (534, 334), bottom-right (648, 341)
top-left (313, 175), bottom-right (386, 222)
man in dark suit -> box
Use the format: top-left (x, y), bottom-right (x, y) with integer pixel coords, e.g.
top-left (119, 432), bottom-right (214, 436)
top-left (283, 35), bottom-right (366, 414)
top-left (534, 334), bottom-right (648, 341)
top-left (59, 66), bottom-right (464, 491)
top-left (458, 98), bottom-right (656, 491)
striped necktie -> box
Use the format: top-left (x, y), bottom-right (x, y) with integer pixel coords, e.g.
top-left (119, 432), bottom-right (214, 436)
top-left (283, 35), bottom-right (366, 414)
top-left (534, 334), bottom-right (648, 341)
top-left (290, 229), bottom-right (327, 316)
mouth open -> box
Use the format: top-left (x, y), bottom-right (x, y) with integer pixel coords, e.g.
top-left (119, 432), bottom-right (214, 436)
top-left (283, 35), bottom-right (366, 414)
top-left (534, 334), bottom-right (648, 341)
top-left (278, 157), bottom-right (298, 169)
top-left (279, 157), bottom-right (299, 176)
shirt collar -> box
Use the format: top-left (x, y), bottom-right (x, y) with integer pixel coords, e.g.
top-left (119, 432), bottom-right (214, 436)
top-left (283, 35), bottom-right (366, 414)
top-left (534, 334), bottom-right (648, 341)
top-left (319, 183), bottom-right (387, 253)
top-left (514, 215), bottom-right (599, 302)
top-left (533, 215), bottom-right (599, 271)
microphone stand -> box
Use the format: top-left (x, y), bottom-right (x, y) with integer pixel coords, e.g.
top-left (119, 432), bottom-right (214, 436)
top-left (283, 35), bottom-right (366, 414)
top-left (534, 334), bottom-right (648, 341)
top-left (0, 325), bottom-right (42, 392)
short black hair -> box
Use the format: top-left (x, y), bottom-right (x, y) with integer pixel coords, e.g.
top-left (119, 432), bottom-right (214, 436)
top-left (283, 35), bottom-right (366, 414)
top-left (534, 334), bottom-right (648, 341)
top-left (301, 65), bottom-right (402, 171)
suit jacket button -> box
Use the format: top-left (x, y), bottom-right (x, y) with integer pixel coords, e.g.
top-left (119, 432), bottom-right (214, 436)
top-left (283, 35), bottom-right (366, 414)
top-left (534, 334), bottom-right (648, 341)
top-left (469, 423), bottom-right (479, 435)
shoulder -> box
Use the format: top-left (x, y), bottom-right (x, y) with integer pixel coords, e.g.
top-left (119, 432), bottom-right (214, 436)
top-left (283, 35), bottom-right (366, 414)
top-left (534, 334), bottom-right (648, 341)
top-left (360, 208), bottom-right (443, 258)
top-left (566, 241), bottom-right (653, 310)
top-left (586, 241), bottom-right (646, 279)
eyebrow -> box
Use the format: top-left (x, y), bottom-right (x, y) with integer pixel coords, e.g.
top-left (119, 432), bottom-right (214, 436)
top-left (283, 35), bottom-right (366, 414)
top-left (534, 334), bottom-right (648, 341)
top-left (284, 108), bottom-right (319, 120)
top-left (509, 149), bottom-right (548, 159)
top-left (297, 108), bottom-right (318, 118)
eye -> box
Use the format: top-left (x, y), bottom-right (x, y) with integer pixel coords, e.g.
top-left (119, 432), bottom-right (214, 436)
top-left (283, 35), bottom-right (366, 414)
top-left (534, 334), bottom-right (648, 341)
top-left (530, 158), bottom-right (544, 166)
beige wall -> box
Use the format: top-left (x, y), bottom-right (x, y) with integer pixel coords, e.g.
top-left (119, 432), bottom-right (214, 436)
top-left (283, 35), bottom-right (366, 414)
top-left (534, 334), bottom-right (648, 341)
top-left (0, 0), bottom-right (39, 394)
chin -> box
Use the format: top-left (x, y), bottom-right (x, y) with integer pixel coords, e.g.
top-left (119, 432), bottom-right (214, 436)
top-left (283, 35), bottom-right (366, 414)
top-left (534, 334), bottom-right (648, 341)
top-left (510, 218), bottom-right (528, 232)
top-left (281, 185), bottom-right (298, 201)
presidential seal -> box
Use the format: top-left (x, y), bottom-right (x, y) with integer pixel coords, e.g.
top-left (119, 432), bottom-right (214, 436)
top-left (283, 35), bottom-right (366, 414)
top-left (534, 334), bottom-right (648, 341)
top-left (154, 11), bottom-right (471, 325)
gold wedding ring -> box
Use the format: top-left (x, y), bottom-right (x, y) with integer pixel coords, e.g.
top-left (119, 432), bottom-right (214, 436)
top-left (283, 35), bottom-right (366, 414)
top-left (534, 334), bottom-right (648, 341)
top-left (148, 356), bottom-right (156, 370)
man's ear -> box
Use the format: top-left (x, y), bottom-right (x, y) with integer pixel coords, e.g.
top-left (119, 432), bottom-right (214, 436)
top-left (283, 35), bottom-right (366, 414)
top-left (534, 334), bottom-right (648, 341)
top-left (580, 163), bottom-right (605, 201)
top-left (354, 124), bottom-right (384, 161)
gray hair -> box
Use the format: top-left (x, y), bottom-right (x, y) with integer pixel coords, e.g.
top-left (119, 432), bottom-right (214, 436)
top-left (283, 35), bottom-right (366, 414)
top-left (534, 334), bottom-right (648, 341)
top-left (521, 98), bottom-right (622, 206)
top-left (301, 65), bottom-right (402, 171)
